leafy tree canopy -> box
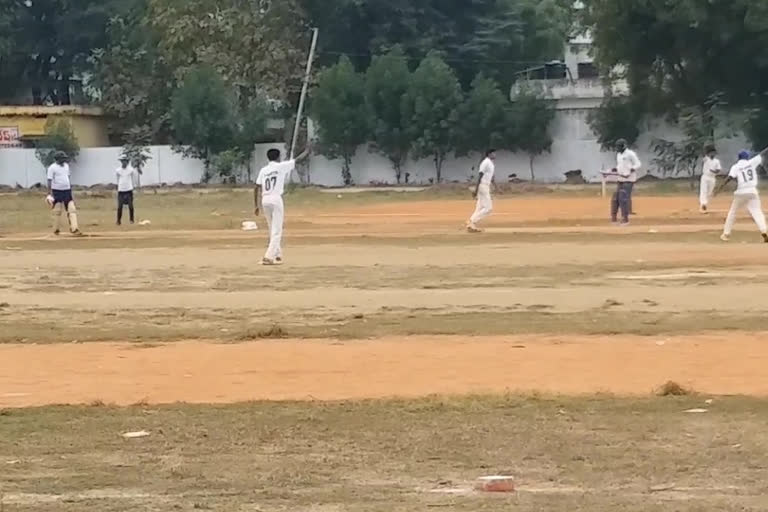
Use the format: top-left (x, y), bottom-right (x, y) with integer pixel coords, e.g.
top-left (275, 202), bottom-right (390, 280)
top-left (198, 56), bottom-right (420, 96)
top-left (0, 0), bottom-right (131, 104)
top-left (365, 46), bottom-right (412, 183)
top-left (312, 56), bottom-right (370, 185)
top-left (302, 0), bottom-right (572, 86)
top-left (404, 52), bottom-right (463, 183)
top-left (455, 73), bottom-right (509, 157)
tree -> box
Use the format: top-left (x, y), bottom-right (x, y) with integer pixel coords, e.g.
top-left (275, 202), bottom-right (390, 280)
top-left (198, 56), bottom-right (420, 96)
top-left (455, 74), bottom-right (509, 157)
top-left (0, 1), bottom-right (18, 101)
top-left (171, 66), bottom-right (235, 163)
top-left (652, 99), bottom-right (738, 179)
top-left (1, 0), bottom-right (132, 104)
top-left (170, 65), bottom-right (269, 182)
top-left (312, 56), bottom-right (369, 186)
top-left (121, 126), bottom-right (153, 183)
top-left (587, 95), bottom-right (642, 151)
top-left (404, 52), bottom-right (463, 183)
top-left (746, 100), bottom-right (768, 150)
top-left (468, 0), bottom-right (574, 85)
top-left (365, 46), bottom-right (412, 184)
top-left (35, 118), bottom-right (80, 167)
top-left (509, 87), bottom-right (554, 181)
top-left (90, 3), bottom-right (174, 145)
top-left (301, 0), bottom-right (573, 85)
top-left (583, 0), bottom-right (768, 124)
top-left (147, 0), bottom-right (309, 102)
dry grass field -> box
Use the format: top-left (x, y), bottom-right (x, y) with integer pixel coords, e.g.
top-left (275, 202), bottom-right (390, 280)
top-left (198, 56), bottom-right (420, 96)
top-left (1, 184), bottom-right (768, 511)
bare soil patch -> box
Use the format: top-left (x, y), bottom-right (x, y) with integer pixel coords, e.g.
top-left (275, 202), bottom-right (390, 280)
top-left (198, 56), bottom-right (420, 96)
top-left (2, 333), bottom-right (768, 408)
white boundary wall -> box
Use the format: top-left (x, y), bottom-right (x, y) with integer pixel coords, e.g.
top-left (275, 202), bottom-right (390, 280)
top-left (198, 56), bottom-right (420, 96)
top-left (0, 144), bottom-right (283, 188)
top-left (0, 111), bottom-right (749, 188)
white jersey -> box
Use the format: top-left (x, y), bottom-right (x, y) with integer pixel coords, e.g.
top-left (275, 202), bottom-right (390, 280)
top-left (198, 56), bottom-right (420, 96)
top-left (729, 155), bottom-right (762, 195)
top-left (702, 156), bottom-right (722, 177)
top-left (47, 163), bottom-right (71, 190)
top-left (617, 149), bottom-right (641, 183)
top-left (478, 157), bottom-right (495, 186)
top-left (116, 165), bottom-right (138, 192)
top-left (256, 160), bottom-right (295, 202)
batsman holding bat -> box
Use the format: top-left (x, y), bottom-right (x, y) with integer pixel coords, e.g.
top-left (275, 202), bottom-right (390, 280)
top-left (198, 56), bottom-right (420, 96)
top-left (46, 151), bottom-right (83, 236)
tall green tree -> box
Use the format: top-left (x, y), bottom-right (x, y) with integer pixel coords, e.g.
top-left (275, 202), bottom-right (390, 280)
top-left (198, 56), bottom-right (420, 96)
top-left (455, 74), bottom-right (509, 157)
top-left (509, 87), bottom-right (554, 181)
top-left (404, 52), bottom-right (463, 183)
top-left (147, 0), bottom-right (309, 102)
top-left (0, 0), bottom-right (131, 104)
top-left (312, 56), bottom-right (370, 185)
top-left (583, 0), bottom-right (768, 117)
top-left (747, 104), bottom-right (768, 150)
top-left (582, 0), bottom-right (768, 174)
top-left (0, 2), bottom-right (17, 100)
top-left (171, 66), bottom-right (235, 163)
top-left (171, 65), bottom-right (268, 182)
top-left (365, 46), bottom-right (412, 184)
top-left (90, 2), bottom-right (174, 145)
top-left (468, 0), bottom-right (573, 85)
top-left (587, 95), bottom-right (642, 151)
top-left (301, 0), bottom-right (572, 86)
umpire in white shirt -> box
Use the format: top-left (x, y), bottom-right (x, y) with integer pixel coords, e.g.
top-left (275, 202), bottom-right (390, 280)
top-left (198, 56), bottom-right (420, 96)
top-left (116, 156), bottom-right (139, 225)
top-left (611, 138), bottom-right (642, 225)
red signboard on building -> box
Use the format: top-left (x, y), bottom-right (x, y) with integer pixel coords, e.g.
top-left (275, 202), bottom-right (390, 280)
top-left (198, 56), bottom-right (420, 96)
top-left (0, 126), bottom-right (21, 146)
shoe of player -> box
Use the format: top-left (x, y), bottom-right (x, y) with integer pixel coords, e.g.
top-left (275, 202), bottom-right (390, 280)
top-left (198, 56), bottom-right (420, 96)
top-left (762, 233), bottom-right (768, 244)
top-left (700, 205), bottom-right (708, 214)
top-left (620, 221), bottom-right (630, 227)
top-left (466, 223), bottom-right (482, 233)
top-left (53, 229), bottom-right (60, 236)
top-left (71, 229), bottom-right (84, 237)
top-left (262, 258), bottom-right (276, 266)
top-left (720, 234), bottom-right (730, 242)
top-left (275, 257), bottom-right (283, 264)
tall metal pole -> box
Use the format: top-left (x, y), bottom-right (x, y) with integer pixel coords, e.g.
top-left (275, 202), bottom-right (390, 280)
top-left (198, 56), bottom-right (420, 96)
top-left (290, 27), bottom-right (319, 159)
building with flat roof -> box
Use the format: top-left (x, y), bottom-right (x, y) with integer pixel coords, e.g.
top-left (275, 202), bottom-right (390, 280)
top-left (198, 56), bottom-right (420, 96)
top-left (510, 1), bottom-right (627, 109)
top-left (0, 105), bottom-right (109, 148)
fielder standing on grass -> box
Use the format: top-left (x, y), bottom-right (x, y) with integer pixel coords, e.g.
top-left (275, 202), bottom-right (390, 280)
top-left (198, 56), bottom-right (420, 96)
top-left (610, 138), bottom-right (641, 225)
top-left (466, 149), bottom-right (496, 233)
top-left (254, 146), bottom-right (311, 265)
top-left (116, 156), bottom-right (139, 225)
top-left (699, 144), bottom-right (722, 213)
top-left (716, 148), bottom-right (768, 243)
top-left (46, 151), bottom-right (82, 236)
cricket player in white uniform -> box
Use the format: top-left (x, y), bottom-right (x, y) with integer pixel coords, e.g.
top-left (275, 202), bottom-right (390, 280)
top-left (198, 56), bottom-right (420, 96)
top-left (467, 149), bottom-right (496, 233)
top-left (717, 149), bottom-right (768, 243)
top-left (699, 144), bottom-right (722, 213)
top-left (254, 147), bottom-right (310, 265)
top-left (46, 151), bottom-right (82, 236)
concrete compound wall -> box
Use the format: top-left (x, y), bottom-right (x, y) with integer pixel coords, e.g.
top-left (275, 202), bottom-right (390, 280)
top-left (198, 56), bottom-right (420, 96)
top-left (0, 111), bottom-right (750, 188)
top-left (308, 110), bottom-right (749, 187)
top-left (0, 144), bottom-right (283, 188)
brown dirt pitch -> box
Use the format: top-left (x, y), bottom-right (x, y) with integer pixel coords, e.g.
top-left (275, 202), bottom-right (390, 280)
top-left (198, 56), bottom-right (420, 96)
top-left (2, 188), bottom-right (768, 511)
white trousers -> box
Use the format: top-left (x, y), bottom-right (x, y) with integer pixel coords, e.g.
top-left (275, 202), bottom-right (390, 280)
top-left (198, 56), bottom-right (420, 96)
top-left (263, 198), bottom-right (285, 260)
top-left (470, 184), bottom-right (493, 224)
top-left (723, 192), bottom-right (767, 235)
top-left (700, 175), bottom-right (716, 208)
